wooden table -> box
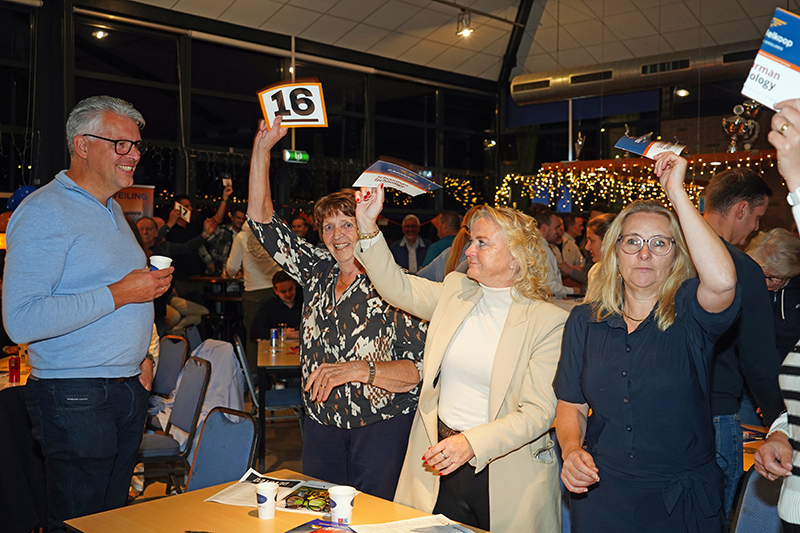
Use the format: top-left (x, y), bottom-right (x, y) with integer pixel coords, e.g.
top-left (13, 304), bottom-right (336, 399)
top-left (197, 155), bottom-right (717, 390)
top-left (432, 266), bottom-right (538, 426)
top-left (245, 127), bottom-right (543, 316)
top-left (257, 340), bottom-right (302, 470)
top-left (742, 424), bottom-right (768, 471)
top-left (64, 469), bottom-right (447, 533)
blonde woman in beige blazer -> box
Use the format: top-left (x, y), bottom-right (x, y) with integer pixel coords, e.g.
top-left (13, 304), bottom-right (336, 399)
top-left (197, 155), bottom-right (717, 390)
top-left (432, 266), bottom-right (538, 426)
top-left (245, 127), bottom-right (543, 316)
top-left (354, 186), bottom-right (567, 533)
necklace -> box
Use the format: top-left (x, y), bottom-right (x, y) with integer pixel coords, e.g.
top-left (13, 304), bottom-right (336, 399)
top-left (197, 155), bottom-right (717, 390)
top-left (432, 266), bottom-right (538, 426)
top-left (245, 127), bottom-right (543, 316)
top-left (622, 310), bottom-right (648, 322)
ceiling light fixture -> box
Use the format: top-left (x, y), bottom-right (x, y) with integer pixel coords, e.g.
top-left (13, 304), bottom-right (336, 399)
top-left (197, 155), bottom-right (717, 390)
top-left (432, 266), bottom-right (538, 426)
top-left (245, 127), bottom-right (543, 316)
top-left (92, 30), bottom-right (109, 39)
top-left (456, 9), bottom-right (473, 36)
top-left (676, 88), bottom-right (690, 97)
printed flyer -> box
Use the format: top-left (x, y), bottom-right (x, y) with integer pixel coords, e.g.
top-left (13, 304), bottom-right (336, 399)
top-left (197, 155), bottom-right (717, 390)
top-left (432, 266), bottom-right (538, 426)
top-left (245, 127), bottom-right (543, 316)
top-left (742, 8), bottom-right (800, 110)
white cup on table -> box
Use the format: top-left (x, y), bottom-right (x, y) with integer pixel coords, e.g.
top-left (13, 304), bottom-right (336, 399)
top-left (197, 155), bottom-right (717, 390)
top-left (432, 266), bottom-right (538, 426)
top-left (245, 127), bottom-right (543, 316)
top-left (256, 481), bottom-right (279, 519)
top-left (329, 485), bottom-right (356, 524)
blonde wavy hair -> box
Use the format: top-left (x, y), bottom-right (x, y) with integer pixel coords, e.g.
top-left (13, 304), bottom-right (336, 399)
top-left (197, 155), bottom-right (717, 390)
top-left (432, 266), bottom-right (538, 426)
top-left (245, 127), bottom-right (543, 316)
top-left (465, 205), bottom-right (552, 302)
top-left (585, 200), bottom-right (696, 331)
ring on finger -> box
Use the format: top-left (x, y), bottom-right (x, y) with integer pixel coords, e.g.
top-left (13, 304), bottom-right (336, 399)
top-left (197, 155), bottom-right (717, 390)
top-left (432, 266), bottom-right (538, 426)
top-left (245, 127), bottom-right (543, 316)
top-left (441, 451), bottom-right (447, 460)
top-left (780, 122), bottom-right (791, 133)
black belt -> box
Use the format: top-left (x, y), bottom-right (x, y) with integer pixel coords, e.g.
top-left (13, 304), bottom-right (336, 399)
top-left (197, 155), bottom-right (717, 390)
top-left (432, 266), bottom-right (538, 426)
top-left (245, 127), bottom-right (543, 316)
top-left (28, 375), bottom-right (139, 383)
top-left (437, 418), bottom-right (461, 441)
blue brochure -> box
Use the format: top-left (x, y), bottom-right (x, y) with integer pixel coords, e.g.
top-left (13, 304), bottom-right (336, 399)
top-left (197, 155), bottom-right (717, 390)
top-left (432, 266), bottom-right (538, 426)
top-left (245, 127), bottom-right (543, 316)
top-left (742, 8), bottom-right (800, 110)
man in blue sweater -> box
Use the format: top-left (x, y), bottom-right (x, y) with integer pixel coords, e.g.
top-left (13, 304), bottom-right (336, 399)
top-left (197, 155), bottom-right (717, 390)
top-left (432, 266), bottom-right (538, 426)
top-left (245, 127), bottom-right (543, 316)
top-left (3, 96), bottom-right (174, 532)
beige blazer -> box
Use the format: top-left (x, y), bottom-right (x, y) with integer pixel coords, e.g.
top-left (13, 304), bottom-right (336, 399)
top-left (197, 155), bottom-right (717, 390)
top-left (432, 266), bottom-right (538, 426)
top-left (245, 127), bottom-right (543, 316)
top-left (355, 236), bottom-right (567, 533)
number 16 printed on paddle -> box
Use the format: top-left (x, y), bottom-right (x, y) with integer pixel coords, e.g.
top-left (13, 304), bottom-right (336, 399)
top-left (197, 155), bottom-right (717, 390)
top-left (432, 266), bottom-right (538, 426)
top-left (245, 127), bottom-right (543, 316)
top-left (258, 81), bottom-right (328, 129)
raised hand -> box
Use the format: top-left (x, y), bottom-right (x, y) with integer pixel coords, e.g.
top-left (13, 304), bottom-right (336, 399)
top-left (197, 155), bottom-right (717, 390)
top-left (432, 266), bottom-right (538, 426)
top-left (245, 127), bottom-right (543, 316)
top-left (652, 152), bottom-right (688, 199)
top-left (248, 116), bottom-right (288, 223)
top-left (770, 99), bottom-right (800, 190)
top-left (355, 185), bottom-right (384, 234)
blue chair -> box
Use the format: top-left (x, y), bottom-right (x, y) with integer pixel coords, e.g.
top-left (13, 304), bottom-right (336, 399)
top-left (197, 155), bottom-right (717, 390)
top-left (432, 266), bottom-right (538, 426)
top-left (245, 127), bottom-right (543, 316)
top-left (730, 465), bottom-right (783, 533)
top-left (151, 335), bottom-right (188, 397)
top-left (185, 407), bottom-right (257, 492)
top-left (185, 324), bottom-right (203, 354)
top-left (138, 356), bottom-right (211, 494)
top-left (550, 430), bottom-right (572, 533)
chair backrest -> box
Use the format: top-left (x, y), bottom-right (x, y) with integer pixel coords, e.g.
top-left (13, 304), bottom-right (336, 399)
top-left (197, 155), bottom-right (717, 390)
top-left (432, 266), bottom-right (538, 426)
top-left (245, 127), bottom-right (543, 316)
top-left (233, 333), bottom-right (258, 412)
top-left (730, 465), bottom-right (784, 533)
top-left (185, 407), bottom-right (257, 492)
top-left (185, 324), bottom-right (203, 354)
top-left (166, 357), bottom-right (211, 449)
top-left (152, 335), bottom-right (188, 397)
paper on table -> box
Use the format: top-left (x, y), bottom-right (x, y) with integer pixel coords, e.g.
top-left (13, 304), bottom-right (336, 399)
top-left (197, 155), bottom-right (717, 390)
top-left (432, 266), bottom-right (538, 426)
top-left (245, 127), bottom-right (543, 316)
top-left (205, 468), bottom-right (302, 507)
top-left (350, 515), bottom-right (474, 533)
top-left (353, 161), bottom-right (440, 197)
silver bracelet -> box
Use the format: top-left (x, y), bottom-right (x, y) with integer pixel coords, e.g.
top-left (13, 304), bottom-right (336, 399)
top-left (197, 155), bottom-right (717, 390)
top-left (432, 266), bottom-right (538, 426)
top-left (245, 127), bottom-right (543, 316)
top-left (366, 360), bottom-right (376, 385)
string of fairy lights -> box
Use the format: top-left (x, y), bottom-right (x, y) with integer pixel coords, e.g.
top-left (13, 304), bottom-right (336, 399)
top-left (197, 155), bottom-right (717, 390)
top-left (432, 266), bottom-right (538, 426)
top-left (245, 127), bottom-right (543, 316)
top-left (494, 151), bottom-right (777, 211)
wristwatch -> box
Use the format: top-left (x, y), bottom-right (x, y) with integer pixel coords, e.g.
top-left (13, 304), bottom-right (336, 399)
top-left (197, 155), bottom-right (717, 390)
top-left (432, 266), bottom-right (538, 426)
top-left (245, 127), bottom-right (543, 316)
top-left (144, 352), bottom-right (155, 364)
top-left (366, 360), bottom-right (376, 385)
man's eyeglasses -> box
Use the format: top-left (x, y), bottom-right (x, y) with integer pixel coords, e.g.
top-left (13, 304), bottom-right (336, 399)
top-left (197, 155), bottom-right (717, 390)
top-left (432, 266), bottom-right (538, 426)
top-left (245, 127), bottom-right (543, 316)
top-left (765, 274), bottom-right (786, 285)
top-left (81, 134), bottom-right (148, 156)
top-left (617, 234), bottom-right (675, 256)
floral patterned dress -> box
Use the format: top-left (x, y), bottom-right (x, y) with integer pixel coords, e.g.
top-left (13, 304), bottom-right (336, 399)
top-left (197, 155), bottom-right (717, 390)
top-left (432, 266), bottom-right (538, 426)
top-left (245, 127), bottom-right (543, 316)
top-left (249, 214), bottom-right (427, 429)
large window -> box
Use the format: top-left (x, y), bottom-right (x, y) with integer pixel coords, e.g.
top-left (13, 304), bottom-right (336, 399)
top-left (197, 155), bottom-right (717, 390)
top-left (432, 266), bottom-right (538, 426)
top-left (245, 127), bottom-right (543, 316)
top-left (0, 6), bottom-right (499, 214)
top-left (0, 6), bottom-right (34, 189)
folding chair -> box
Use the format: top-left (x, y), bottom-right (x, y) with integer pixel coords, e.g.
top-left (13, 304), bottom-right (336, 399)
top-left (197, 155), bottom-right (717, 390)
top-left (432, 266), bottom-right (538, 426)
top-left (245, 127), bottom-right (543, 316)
top-left (233, 333), bottom-right (259, 413)
top-left (138, 357), bottom-right (211, 494)
top-left (151, 335), bottom-right (188, 397)
top-left (730, 465), bottom-right (783, 533)
top-left (185, 407), bottom-right (257, 492)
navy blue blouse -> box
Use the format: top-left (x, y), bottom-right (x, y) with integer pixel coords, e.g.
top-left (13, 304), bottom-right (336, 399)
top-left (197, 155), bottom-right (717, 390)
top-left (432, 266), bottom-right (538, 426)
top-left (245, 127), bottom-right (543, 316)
top-left (554, 278), bottom-right (739, 474)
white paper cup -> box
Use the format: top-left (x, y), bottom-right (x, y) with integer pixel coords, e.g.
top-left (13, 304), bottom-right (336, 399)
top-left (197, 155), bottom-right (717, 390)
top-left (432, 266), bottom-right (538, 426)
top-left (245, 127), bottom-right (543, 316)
top-left (329, 485), bottom-right (355, 524)
top-left (256, 481), bottom-right (279, 520)
top-left (149, 255), bottom-right (173, 270)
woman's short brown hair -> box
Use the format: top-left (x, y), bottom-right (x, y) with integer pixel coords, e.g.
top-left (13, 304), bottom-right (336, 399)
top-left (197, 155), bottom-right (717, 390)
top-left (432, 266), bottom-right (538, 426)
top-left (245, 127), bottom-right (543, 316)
top-left (313, 189), bottom-right (356, 230)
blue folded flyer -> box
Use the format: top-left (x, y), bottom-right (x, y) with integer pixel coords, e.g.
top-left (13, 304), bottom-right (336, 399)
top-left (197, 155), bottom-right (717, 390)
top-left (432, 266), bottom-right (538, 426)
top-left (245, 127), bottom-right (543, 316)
top-left (742, 8), bottom-right (800, 110)
top-left (614, 134), bottom-right (684, 160)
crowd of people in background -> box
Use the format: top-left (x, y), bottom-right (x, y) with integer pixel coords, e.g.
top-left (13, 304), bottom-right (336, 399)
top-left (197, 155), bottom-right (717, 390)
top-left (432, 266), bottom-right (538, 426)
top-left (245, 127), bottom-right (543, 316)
top-left (3, 94), bottom-right (800, 533)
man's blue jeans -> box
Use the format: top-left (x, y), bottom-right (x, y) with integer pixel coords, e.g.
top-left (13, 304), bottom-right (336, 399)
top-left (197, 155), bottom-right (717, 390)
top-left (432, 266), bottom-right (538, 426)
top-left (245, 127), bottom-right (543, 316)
top-left (713, 413), bottom-right (743, 520)
top-left (25, 376), bottom-right (148, 533)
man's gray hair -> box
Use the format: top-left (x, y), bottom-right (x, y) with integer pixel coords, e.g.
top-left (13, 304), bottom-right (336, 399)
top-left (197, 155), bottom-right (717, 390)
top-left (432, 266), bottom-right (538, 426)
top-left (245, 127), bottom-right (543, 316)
top-left (65, 96), bottom-right (145, 157)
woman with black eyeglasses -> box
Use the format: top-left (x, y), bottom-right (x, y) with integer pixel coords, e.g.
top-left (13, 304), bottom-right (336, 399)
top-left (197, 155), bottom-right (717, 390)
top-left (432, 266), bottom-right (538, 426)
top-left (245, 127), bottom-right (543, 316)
top-left (553, 152), bottom-right (739, 533)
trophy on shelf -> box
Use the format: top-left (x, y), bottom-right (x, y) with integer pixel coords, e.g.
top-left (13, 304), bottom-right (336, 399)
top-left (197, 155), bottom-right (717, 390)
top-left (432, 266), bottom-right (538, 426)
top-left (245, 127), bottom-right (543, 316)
top-left (622, 124), bottom-right (632, 158)
top-left (574, 131), bottom-right (585, 161)
top-left (722, 100), bottom-right (761, 152)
